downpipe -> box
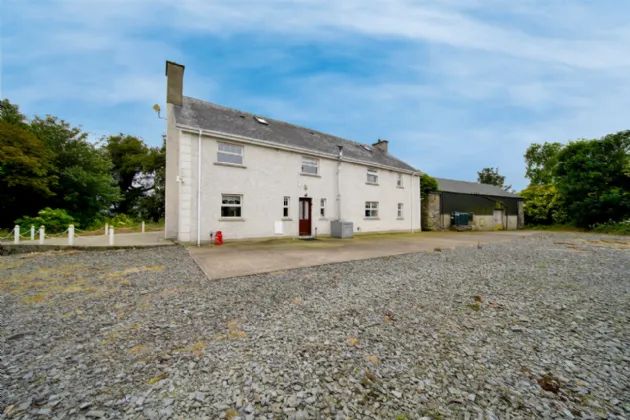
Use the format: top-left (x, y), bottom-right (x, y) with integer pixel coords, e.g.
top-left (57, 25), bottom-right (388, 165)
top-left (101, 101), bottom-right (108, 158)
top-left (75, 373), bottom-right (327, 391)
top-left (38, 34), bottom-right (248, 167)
top-left (197, 129), bottom-right (202, 247)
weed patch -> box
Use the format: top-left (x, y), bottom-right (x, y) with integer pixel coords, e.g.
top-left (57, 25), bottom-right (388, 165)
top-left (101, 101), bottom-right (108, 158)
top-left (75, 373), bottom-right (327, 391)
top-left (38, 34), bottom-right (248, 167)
top-left (347, 337), bottom-right (360, 348)
top-left (366, 355), bottom-right (380, 366)
top-left (226, 320), bottom-right (248, 340)
top-left (21, 293), bottom-right (48, 304)
top-left (107, 265), bottom-right (165, 279)
top-left (129, 345), bottom-right (147, 355)
top-left (147, 374), bottom-right (167, 385)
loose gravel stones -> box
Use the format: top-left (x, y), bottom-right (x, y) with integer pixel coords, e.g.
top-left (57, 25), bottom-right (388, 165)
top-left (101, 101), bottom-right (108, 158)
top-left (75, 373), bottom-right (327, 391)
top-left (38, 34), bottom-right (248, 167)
top-left (1, 234), bottom-right (629, 419)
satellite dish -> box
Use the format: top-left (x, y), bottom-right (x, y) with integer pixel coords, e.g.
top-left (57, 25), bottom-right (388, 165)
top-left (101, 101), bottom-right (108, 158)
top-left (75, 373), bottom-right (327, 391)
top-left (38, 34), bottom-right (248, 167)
top-left (153, 104), bottom-right (161, 112)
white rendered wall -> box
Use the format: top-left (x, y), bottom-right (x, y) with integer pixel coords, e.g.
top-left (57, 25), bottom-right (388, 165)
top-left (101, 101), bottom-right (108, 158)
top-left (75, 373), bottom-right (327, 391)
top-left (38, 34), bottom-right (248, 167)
top-left (179, 132), bottom-right (420, 242)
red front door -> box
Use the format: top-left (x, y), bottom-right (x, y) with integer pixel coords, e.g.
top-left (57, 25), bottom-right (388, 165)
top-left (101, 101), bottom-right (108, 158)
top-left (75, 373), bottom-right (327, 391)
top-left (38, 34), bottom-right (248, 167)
top-left (299, 197), bottom-right (312, 236)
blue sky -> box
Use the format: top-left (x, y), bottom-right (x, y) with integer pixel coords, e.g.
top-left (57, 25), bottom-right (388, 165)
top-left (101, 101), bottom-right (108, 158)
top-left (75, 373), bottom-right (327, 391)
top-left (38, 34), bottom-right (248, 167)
top-left (3, 0), bottom-right (629, 191)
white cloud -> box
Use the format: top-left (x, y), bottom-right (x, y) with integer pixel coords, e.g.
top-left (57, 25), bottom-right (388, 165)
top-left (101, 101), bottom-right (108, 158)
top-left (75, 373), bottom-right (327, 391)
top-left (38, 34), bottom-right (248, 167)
top-left (3, 0), bottom-right (629, 190)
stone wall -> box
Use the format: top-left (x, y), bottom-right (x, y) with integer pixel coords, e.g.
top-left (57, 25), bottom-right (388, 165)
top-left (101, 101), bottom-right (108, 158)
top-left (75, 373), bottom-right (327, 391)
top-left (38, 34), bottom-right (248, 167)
top-left (422, 192), bottom-right (442, 231)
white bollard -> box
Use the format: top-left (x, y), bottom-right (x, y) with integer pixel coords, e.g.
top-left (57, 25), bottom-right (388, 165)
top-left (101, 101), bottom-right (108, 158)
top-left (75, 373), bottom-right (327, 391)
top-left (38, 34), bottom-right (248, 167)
top-left (104, 223), bottom-right (108, 236)
top-left (142, 221), bottom-right (145, 233)
top-left (68, 225), bottom-right (75, 246)
top-left (30, 225), bottom-right (35, 241)
top-left (14, 225), bottom-right (20, 244)
top-left (109, 227), bottom-right (114, 246)
top-left (39, 226), bottom-right (45, 245)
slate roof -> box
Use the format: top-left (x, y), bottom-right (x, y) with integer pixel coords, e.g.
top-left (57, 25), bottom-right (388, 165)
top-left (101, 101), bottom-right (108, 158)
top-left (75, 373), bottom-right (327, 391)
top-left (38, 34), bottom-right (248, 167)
top-left (434, 177), bottom-right (521, 199)
top-left (174, 96), bottom-right (419, 172)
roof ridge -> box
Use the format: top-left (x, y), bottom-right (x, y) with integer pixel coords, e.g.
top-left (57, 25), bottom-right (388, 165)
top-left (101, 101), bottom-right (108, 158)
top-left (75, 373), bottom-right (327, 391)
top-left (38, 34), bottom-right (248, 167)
top-left (435, 177), bottom-right (483, 184)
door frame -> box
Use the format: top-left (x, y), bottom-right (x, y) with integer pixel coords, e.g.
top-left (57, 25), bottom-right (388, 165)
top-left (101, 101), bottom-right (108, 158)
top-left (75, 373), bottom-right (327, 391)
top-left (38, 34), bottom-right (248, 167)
top-left (298, 197), bottom-right (313, 237)
top-left (493, 208), bottom-right (505, 229)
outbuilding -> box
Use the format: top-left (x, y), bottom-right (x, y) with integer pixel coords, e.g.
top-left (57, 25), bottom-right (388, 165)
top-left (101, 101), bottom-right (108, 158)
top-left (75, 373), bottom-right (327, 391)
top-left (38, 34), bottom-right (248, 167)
top-left (424, 178), bottom-right (524, 231)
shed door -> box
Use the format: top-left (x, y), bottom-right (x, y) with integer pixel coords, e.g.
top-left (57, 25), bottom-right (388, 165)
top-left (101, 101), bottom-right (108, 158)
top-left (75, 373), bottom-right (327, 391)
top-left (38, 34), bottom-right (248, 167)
top-left (493, 209), bottom-right (503, 228)
top-left (299, 198), bottom-right (312, 236)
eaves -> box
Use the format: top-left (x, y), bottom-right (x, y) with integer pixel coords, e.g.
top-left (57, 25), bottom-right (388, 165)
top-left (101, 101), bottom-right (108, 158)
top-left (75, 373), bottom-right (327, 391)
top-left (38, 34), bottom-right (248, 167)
top-left (176, 123), bottom-right (420, 176)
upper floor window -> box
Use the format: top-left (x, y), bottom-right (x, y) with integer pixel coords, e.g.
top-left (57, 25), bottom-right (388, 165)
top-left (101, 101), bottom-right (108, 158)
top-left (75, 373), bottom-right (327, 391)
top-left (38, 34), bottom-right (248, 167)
top-left (367, 168), bottom-right (378, 184)
top-left (217, 142), bottom-right (243, 165)
top-left (397, 174), bottom-right (403, 187)
top-left (301, 157), bottom-right (319, 175)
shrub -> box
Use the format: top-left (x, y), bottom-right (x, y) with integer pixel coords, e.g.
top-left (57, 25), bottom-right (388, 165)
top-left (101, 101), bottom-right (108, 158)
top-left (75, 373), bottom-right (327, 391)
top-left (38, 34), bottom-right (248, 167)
top-left (520, 184), bottom-right (566, 225)
top-left (591, 220), bottom-right (630, 235)
top-left (15, 208), bottom-right (76, 233)
top-left (86, 213), bottom-right (139, 230)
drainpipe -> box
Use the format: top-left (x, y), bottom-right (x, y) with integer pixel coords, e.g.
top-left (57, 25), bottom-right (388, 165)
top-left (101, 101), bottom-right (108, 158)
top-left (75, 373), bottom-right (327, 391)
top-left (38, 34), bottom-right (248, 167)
top-left (337, 145), bottom-right (343, 221)
top-left (440, 192), bottom-right (444, 229)
top-left (197, 129), bottom-right (202, 247)
top-left (418, 173), bottom-right (422, 231)
top-left (410, 173), bottom-right (415, 233)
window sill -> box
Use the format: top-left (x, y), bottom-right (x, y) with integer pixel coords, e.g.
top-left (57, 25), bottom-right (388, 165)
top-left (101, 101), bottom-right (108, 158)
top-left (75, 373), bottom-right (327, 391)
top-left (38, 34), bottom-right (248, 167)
top-left (281, 217), bottom-right (293, 221)
top-left (219, 218), bottom-right (245, 222)
top-left (397, 186), bottom-right (405, 189)
top-left (364, 217), bottom-right (380, 220)
top-left (300, 172), bottom-right (321, 178)
top-left (214, 162), bottom-right (246, 169)
top-left (366, 182), bottom-right (379, 186)
top-left (397, 217), bottom-right (405, 220)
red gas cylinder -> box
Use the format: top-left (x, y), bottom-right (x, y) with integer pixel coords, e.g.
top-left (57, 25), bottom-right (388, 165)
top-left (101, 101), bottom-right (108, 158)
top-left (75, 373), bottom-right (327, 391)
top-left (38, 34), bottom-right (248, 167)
top-left (215, 231), bottom-right (223, 246)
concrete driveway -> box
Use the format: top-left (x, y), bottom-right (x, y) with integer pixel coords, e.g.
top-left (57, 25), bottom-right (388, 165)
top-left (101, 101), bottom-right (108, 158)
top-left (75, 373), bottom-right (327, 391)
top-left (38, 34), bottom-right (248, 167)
top-left (189, 230), bottom-right (539, 280)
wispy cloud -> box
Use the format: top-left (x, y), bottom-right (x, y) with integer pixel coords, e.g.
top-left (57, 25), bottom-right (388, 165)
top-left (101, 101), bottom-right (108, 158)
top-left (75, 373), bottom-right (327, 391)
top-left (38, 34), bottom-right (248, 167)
top-left (3, 0), bottom-right (629, 190)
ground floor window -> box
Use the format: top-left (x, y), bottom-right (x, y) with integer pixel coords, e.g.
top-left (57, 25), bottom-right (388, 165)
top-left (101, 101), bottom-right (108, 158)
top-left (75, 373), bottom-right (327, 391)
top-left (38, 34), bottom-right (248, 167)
top-left (365, 201), bottom-right (379, 218)
top-left (283, 196), bottom-right (290, 218)
top-left (397, 203), bottom-right (403, 218)
top-left (221, 194), bottom-right (242, 217)
top-left (320, 198), bottom-right (326, 217)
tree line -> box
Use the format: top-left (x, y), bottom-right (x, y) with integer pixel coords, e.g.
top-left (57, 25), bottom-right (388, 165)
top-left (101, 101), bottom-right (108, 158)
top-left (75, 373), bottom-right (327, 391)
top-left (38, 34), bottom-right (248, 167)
top-left (2, 97), bottom-right (628, 233)
top-left (0, 99), bottom-right (165, 230)
top-left (474, 130), bottom-right (630, 232)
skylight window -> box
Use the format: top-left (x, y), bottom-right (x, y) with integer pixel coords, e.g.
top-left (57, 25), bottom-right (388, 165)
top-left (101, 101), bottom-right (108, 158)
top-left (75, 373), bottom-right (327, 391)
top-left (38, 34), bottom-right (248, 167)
top-left (254, 116), bottom-right (268, 125)
top-left (362, 145), bottom-right (371, 151)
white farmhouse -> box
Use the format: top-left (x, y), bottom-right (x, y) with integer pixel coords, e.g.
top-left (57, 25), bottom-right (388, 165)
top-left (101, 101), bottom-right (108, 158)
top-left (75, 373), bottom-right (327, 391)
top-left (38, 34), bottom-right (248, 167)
top-left (164, 61), bottom-right (422, 244)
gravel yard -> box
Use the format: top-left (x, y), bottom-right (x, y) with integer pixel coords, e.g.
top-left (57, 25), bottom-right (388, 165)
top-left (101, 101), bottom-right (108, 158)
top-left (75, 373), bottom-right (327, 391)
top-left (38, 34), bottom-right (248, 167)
top-left (2, 234), bottom-right (629, 419)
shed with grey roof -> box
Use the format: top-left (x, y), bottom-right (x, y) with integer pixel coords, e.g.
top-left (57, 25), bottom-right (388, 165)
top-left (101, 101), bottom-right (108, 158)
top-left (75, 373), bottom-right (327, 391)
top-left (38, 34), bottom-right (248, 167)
top-left (423, 178), bottom-right (523, 231)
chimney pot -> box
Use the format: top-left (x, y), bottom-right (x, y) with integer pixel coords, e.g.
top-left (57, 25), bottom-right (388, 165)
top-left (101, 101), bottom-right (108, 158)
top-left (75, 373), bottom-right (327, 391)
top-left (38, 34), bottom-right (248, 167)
top-left (165, 60), bottom-right (185, 106)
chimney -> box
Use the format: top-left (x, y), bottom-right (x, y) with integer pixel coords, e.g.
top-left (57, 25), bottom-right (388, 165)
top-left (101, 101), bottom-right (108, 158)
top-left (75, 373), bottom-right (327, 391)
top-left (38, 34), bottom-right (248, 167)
top-left (165, 61), bottom-right (185, 106)
top-left (372, 139), bottom-right (389, 153)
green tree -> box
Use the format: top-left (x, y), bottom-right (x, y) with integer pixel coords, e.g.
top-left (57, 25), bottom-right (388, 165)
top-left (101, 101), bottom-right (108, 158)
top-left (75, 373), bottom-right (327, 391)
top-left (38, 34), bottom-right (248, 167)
top-left (524, 142), bottom-right (564, 186)
top-left (0, 99), bottom-right (28, 126)
top-left (553, 130), bottom-right (630, 227)
top-left (519, 184), bottom-right (566, 225)
top-left (420, 173), bottom-right (439, 231)
top-left (420, 173), bottom-right (438, 198)
top-left (0, 121), bottom-right (56, 227)
top-left (29, 115), bottom-right (120, 226)
top-left (136, 137), bottom-right (166, 222)
top-left (104, 134), bottom-right (164, 217)
top-left (477, 167), bottom-right (512, 191)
